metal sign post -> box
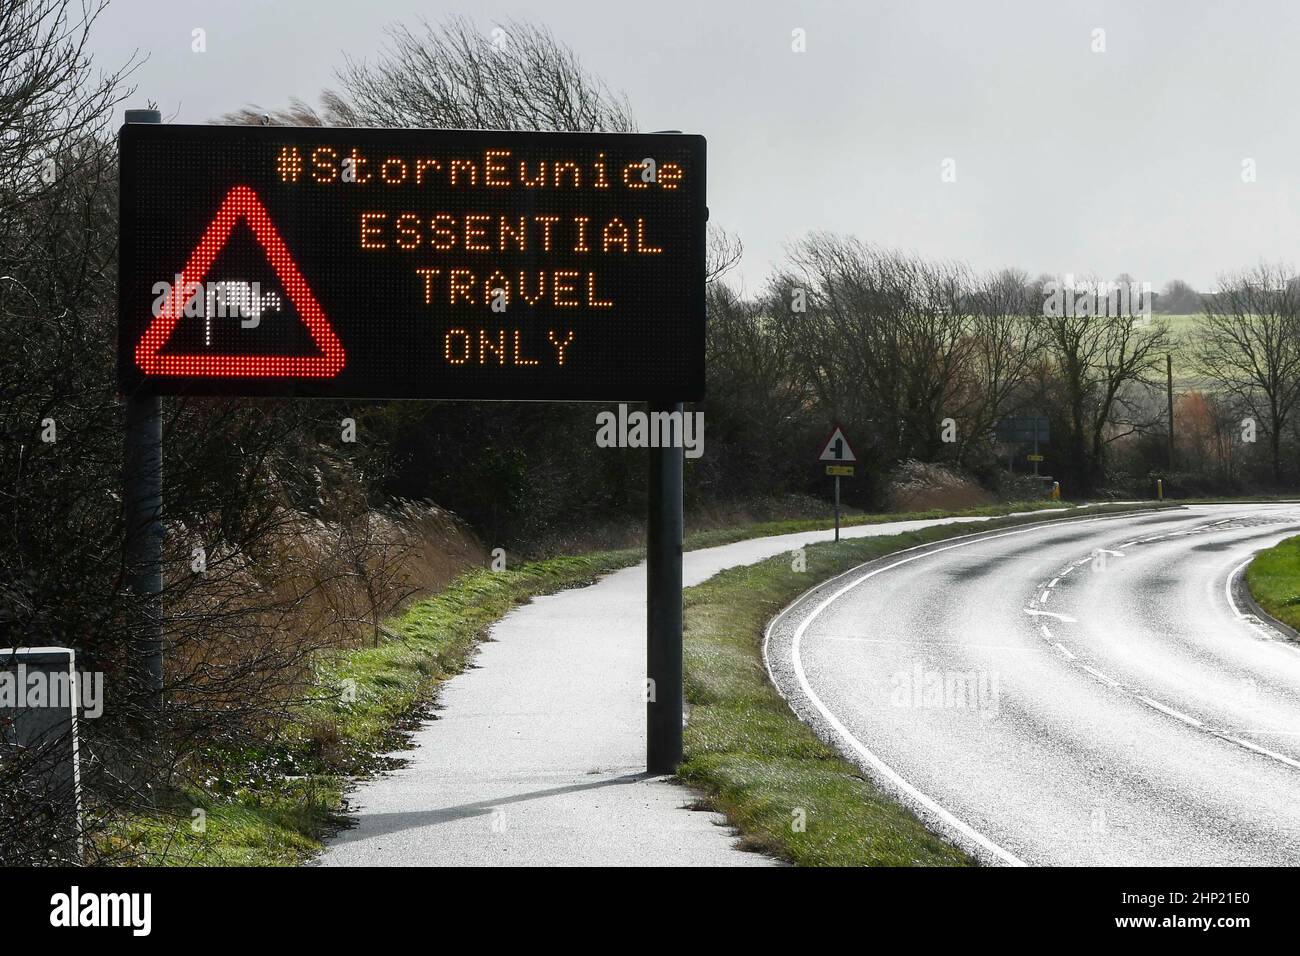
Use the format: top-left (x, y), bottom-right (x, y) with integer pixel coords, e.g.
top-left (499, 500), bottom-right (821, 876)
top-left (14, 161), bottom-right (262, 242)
top-left (834, 473), bottom-right (841, 541)
top-left (996, 415), bottom-right (1050, 478)
top-left (122, 109), bottom-right (164, 712)
top-left (818, 425), bottom-right (857, 542)
top-left (646, 402), bottom-right (684, 775)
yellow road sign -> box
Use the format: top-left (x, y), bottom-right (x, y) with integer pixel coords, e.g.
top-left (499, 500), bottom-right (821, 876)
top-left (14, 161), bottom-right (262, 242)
top-left (826, 465), bottom-right (854, 476)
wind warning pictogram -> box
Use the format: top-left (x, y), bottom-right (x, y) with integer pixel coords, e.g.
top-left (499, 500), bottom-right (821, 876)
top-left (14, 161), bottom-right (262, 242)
top-left (135, 185), bottom-right (345, 378)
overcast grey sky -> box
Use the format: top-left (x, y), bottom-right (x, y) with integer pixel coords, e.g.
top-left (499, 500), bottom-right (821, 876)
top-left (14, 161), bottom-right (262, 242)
top-left (90, 0), bottom-right (1300, 295)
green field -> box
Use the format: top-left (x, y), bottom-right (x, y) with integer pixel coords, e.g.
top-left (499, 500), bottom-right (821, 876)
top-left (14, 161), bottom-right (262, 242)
top-left (1158, 313), bottom-right (1206, 387)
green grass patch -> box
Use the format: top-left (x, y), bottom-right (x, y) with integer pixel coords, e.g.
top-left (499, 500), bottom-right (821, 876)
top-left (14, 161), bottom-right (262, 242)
top-left (1246, 535), bottom-right (1300, 635)
top-left (98, 777), bottom-right (344, 867)
top-left (678, 501), bottom-right (1173, 866)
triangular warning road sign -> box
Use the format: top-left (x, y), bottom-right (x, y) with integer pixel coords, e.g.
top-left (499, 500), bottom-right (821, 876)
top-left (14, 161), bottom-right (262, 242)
top-left (134, 185), bottom-right (345, 378)
top-left (818, 424), bottom-right (857, 462)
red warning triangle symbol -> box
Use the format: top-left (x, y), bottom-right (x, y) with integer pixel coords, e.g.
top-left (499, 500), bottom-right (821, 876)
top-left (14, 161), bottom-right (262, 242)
top-left (135, 185), bottom-right (345, 378)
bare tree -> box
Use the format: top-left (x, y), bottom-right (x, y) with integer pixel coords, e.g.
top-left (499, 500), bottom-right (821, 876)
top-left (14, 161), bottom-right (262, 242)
top-left (771, 234), bottom-right (990, 463)
top-left (893, 256), bottom-right (978, 461)
top-left (224, 17), bottom-right (637, 136)
top-left (706, 226), bottom-right (743, 284)
top-left (1038, 276), bottom-right (1171, 493)
top-left (0, 1), bottom-right (132, 212)
top-left (330, 17), bottom-right (635, 132)
top-left (702, 283), bottom-right (810, 492)
top-left (769, 234), bottom-right (906, 457)
top-left (966, 267), bottom-right (1043, 453)
top-left (1195, 263), bottom-right (1300, 484)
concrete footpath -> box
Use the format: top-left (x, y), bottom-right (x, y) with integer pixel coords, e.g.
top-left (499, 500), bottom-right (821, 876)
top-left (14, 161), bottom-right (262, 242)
top-left (316, 509), bottom-right (1076, 867)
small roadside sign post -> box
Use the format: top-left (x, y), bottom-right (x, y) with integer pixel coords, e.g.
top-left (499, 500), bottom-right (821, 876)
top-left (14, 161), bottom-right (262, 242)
top-left (996, 415), bottom-right (1050, 476)
top-left (818, 425), bottom-right (857, 542)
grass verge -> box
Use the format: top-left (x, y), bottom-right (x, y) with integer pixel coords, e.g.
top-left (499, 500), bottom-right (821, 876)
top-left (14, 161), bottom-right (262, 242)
top-left (1245, 535), bottom-right (1300, 635)
top-left (680, 499), bottom-right (1074, 550)
top-left (677, 501), bottom-right (1174, 866)
top-left (103, 499), bottom-right (1165, 865)
top-left (100, 550), bottom-right (641, 865)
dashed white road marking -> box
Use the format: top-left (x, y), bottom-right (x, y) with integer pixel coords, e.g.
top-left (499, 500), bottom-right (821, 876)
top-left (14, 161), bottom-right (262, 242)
top-left (1023, 608), bottom-right (1076, 622)
top-left (1081, 664), bottom-right (1121, 688)
top-left (1046, 538), bottom-right (1300, 771)
top-left (1216, 734), bottom-right (1300, 771)
top-left (1039, 590), bottom-right (1050, 604)
top-left (1054, 642), bottom-right (1076, 661)
top-left (1048, 577), bottom-right (1060, 589)
top-left (1139, 695), bottom-right (1204, 728)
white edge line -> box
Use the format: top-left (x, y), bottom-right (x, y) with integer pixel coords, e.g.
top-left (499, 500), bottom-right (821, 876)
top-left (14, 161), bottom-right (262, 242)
top-left (1221, 551), bottom-right (1300, 657)
top-left (1224, 557), bottom-right (1252, 620)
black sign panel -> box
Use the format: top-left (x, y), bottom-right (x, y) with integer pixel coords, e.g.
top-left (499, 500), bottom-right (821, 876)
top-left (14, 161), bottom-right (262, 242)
top-left (117, 124), bottom-right (706, 400)
top-left (995, 415), bottom-right (1050, 444)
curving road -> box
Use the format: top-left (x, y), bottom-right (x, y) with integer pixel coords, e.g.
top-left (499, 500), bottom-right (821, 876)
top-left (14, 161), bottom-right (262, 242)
top-left (765, 504), bottom-right (1300, 866)
top-left (318, 505), bottom-right (1086, 866)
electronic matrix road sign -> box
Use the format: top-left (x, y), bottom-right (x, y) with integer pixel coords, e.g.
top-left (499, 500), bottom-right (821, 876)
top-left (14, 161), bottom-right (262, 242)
top-left (118, 124), bottom-right (706, 401)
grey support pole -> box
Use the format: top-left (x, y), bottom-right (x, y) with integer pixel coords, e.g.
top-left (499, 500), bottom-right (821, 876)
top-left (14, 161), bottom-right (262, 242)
top-left (122, 108), bottom-right (164, 711)
top-left (124, 393), bottom-right (163, 707)
top-left (1167, 353), bottom-right (1175, 471)
top-left (834, 474), bottom-right (841, 542)
top-left (646, 401), bottom-right (684, 775)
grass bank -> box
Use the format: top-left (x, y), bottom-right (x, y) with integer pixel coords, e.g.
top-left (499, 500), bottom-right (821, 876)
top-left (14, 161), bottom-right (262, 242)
top-left (677, 501), bottom-right (1173, 866)
top-left (1245, 535), bottom-right (1300, 635)
top-left (103, 499), bottom-right (1154, 865)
